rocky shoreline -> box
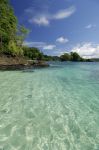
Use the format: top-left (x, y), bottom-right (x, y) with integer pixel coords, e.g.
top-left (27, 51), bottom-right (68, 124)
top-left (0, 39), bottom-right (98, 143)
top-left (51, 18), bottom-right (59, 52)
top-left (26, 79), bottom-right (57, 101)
top-left (0, 55), bottom-right (49, 71)
top-left (0, 63), bottom-right (49, 71)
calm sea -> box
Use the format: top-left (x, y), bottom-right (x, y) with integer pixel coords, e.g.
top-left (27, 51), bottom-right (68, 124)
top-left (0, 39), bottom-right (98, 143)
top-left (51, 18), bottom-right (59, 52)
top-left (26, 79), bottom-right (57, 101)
top-left (0, 62), bottom-right (99, 150)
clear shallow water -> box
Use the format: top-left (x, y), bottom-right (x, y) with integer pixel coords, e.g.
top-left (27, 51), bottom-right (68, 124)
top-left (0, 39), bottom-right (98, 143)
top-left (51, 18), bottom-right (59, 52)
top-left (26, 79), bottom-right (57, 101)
top-left (0, 62), bottom-right (99, 150)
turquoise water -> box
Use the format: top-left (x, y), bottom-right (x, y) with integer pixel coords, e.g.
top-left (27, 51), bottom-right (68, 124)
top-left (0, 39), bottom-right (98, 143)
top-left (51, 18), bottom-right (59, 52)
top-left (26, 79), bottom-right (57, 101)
top-left (0, 62), bottom-right (99, 150)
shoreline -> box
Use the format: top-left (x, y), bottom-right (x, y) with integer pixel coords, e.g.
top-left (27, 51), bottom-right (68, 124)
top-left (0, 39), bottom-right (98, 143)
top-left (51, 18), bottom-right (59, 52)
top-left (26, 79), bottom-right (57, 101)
top-left (0, 64), bottom-right (49, 71)
top-left (0, 55), bottom-right (49, 71)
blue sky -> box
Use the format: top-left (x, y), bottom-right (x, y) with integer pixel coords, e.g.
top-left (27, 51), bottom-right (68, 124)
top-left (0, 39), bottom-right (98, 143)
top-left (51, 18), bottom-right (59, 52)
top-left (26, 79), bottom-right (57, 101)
top-left (11, 0), bottom-right (99, 58)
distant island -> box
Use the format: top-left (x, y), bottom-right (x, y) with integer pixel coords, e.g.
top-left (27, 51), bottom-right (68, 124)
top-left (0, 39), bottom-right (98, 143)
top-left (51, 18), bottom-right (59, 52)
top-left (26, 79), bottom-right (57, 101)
top-left (0, 0), bottom-right (98, 70)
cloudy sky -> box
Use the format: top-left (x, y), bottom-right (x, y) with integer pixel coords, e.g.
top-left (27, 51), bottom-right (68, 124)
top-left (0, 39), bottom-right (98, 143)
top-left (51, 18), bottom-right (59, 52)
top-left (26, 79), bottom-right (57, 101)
top-left (11, 0), bottom-right (99, 58)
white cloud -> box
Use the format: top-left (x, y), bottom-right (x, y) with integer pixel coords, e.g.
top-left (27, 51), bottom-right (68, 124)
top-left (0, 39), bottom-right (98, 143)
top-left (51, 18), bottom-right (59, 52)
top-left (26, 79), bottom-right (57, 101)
top-left (29, 16), bottom-right (49, 26)
top-left (23, 41), bottom-right (56, 50)
top-left (85, 24), bottom-right (96, 29)
top-left (43, 45), bottom-right (56, 50)
top-left (27, 6), bottom-right (76, 26)
top-left (53, 6), bottom-right (76, 20)
top-left (56, 36), bottom-right (69, 43)
top-left (23, 41), bottom-right (45, 47)
top-left (71, 43), bottom-right (99, 58)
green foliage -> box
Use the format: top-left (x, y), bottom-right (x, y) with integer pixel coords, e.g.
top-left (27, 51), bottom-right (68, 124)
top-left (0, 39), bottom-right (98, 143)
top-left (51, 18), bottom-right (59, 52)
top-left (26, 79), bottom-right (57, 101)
top-left (70, 52), bottom-right (82, 61)
top-left (23, 47), bottom-right (44, 60)
top-left (0, 0), bottom-right (17, 50)
top-left (0, 0), bottom-right (29, 56)
top-left (60, 53), bottom-right (71, 61)
top-left (23, 47), bottom-right (60, 61)
top-left (17, 25), bottom-right (30, 47)
top-left (42, 55), bottom-right (60, 61)
top-left (60, 52), bottom-right (84, 62)
top-left (8, 41), bottom-right (23, 56)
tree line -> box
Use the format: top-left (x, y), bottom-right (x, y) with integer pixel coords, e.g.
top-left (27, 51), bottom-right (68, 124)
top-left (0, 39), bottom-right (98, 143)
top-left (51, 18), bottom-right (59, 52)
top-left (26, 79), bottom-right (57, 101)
top-left (60, 52), bottom-right (84, 61)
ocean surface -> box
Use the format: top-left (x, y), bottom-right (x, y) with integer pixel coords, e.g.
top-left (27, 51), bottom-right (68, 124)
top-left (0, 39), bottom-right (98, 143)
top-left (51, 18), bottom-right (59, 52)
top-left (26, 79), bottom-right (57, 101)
top-left (0, 62), bottom-right (99, 150)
